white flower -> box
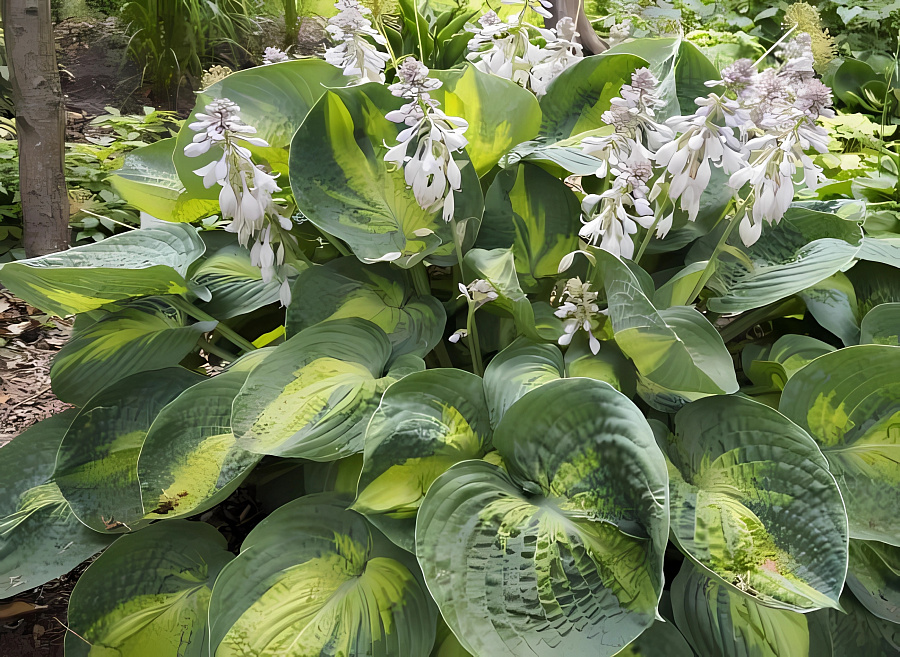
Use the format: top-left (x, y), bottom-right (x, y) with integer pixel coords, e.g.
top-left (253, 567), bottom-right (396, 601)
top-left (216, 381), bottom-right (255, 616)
top-left (458, 279), bottom-right (498, 308)
top-left (654, 94), bottom-right (749, 222)
top-left (263, 46), bottom-right (290, 64)
top-left (608, 19), bottom-right (632, 46)
top-left (579, 156), bottom-right (654, 259)
top-left (554, 277), bottom-right (605, 354)
top-left (530, 18), bottom-right (583, 96)
top-left (466, 12), bottom-right (539, 88)
top-left (186, 100), bottom-right (296, 305)
top-left (324, 0), bottom-right (391, 84)
top-left (448, 328), bottom-right (469, 343)
top-left (385, 59), bottom-right (469, 222)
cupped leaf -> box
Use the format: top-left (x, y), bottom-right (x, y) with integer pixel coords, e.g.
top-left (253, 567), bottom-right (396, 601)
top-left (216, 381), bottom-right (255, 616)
top-left (232, 318), bottom-right (423, 460)
top-left (416, 378), bottom-right (670, 657)
top-left (617, 616), bottom-right (693, 657)
top-left (108, 137), bottom-right (184, 220)
top-left (482, 336), bottom-right (564, 427)
top-left (477, 163), bottom-right (581, 290)
top-left (830, 591), bottom-right (900, 657)
top-left (860, 303), bottom-right (900, 345)
top-left (50, 296), bottom-right (213, 407)
top-left (705, 207), bottom-right (863, 314)
top-left (208, 494), bottom-right (437, 657)
top-left (353, 369), bottom-right (492, 550)
top-left (847, 540), bottom-right (900, 623)
top-left (539, 53), bottom-right (647, 142)
top-left (743, 334), bottom-right (836, 392)
top-left (798, 272), bottom-right (860, 346)
top-left (594, 248), bottom-right (738, 411)
top-left (431, 64), bottom-right (541, 177)
top-left (137, 366), bottom-right (263, 522)
top-left (661, 395), bottom-right (848, 611)
top-left (65, 520), bottom-right (233, 657)
top-left (672, 562), bottom-right (834, 657)
top-left (0, 412), bottom-right (114, 594)
top-left (463, 247), bottom-right (561, 341)
top-left (564, 331), bottom-right (637, 398)
top-left (54, 368), bottom-right (205, 533)
top-left (779, 345), bottom-right (900, 545)
top-left (290, 83), bottom-right (483, 267)
top-left (174, 59), bottom-right (347, 199)
top-left (193, 244), bottom-right (289, 319)
top-left (0, 223), bottom-right (205, 316)
top-left (287, 258), bottom-right (446, 360)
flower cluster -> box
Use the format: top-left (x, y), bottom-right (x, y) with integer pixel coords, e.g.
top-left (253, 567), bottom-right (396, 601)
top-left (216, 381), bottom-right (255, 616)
top-left (384, 59), bottom-right (469, 222)
top-left (186, 99), bottom-right (294, 306)
top-left (324, 0), bottom-right (391, 84)
top-left (717, 34), bottom-right (834, 245)
top-left (263, 47), bottom-right (291, 65)
top-left (465, 13), bottom-right (584, 96)
top-left (554, 277), bottom-right (606, 354)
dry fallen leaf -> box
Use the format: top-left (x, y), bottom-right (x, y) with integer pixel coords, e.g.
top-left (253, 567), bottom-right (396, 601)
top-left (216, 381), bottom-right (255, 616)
top-left (0, 600), bottom-right (48, 621)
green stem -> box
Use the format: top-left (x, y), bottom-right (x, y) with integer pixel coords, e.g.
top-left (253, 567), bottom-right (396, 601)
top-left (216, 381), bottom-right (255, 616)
top-left (319, 229), bottom-right (351, 257)
top-left (634, 201), bottom-right (668, 266)
top-left (681, 196), bottom-right (751, 306)
top-left (434, 339), bottom-right (454, 368)
top-left (171, 296), bottom-right (258, 353)
top-left (465, 303), bottom-right (484, 376)
top-left (198, 338), bottom-right (239, 362)
top-left (410, 262), bottom-right (431, 297)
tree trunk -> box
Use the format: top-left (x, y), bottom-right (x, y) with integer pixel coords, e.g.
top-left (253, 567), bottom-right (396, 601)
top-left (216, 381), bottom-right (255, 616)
top-left (3, 0), bottom-right (69, 257)
top-left (547, 0), bottom-right (608, 55)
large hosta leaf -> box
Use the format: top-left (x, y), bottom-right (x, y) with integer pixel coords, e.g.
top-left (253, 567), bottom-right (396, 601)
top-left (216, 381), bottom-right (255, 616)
top-left (779, 345), bottom-right (900, 545)
top-left (564, 331), bottom-right (637, 397)
top-left (431, 64), bottom-right (541, 177)
top-left (847, 540), bottom-right (900, 623)
top-left (50, 296), bottom-right (213, 407)
top-left (594, 248), bottom-right (738, 411)
top-left (290, 83), bottom-right (483, 267)
top-left (538, 53), bottom-right (647, 141)
top-left (661, 395), bottom-right (847, 611)
top-left (416, 378), bottom-right (670, 657)
top-left (705, 207), bottom-right (864, 314)
top-left (482, 337), bottom-right (564, 427)
top-left (353, 369), bottom-right (492, 550)
top-left (477, 163), bottom-right (581, 290)
top-left (208, 494), bottom-right (437, 657)
top-left (108, 137), bottom-right (184, 221)
top-left (286, 258), bottom-right (445, 360)
top-left (671, 562), bottom-right (834, 657)
top-left (174, 59), bottom-right (347, 199)
top-left (0, 412), bottom-right (114, 594)
top-left (798, 272), bottom-right (860, 346)
top-left (54, 368), bottom-right (205, 533)
top-left (193, 245), bottom-right (288, 319)
top-left (617, 616), bottom-right (693, 657)
top-left (742, 334), bottom-right (835, 392)
top-left (0, 223), bottom-right (205, 316)
top-left (830, 592), bottom-right (900, 656)
top-left (66, 520), bottom-right (233, 657)
top-left (860, 303), bottom-right (900, 345)
top-left (232, 318), bottom-right (423, 460)
top-left (137, 356), bottom-right (268, 522)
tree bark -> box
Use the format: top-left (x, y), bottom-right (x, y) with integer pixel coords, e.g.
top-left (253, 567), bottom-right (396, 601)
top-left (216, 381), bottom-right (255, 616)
top-left (3, 0), bottom-right (69, 257)
top-left (546, 0), bottom-right (608, 55)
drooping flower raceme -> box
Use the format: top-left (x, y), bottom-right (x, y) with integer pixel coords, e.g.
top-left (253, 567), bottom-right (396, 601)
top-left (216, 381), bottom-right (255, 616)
top-left (384, 59), bottom-right (469, 223)
top-left (186, 99), bottom-right (294, 306)
top-left (554, 277), bottom-right (606, 354)
top-left (324, 0), bottom-right (391, 84)
top-left (579, 155), bottom-right (654, 258)
top-left (530, 18), bottom-right (583, 96)
top-left (654, 94), bottom-right (749, 222)
top-left (728, 79), bottom-right (833, 245)
top-left (466, 12), bottom-right (540, 88)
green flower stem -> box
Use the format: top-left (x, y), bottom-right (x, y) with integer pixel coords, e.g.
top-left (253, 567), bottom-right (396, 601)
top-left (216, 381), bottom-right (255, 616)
top-left (171, 296), bottom-right (258, 353)
top-left (410, 262), bottom-right (431, 297)
top-left (681, 195), bottom-right (750, 306)
top-left (320, 229), bottom-right (351, 257)
top-left (465, 302), bottom-right (484, 376)
top-left (634, 198), bottom-right (670, 266)
top-left (198, 338), bottom-right (239, 362)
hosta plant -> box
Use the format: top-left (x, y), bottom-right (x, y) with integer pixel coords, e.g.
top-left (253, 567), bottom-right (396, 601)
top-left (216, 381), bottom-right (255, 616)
top-left (2, 1), bottom-right (900, 655)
